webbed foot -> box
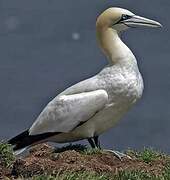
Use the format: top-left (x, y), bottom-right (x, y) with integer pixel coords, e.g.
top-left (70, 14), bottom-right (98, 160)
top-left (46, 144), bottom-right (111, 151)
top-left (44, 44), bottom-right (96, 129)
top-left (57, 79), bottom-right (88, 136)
top-left (103, 149), bottom-right (132, 160)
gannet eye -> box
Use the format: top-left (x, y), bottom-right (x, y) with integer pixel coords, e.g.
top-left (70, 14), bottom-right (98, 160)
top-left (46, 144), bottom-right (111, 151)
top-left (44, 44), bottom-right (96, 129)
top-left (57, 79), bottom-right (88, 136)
top-left (114, 14), bottom-right (132, 26)
top-left (121, 14), bottom-right (132, 21)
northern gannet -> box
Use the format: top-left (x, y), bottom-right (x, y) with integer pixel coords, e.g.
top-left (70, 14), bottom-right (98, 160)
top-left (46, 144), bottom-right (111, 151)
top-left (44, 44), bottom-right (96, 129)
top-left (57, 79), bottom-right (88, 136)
top-left (8, 7), bottom-right (162, 158)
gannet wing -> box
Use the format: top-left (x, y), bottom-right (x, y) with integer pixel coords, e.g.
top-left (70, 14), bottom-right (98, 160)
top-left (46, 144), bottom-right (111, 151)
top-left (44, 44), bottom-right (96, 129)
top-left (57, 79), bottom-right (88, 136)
top-left (29, 89), bottom-right (108, 135)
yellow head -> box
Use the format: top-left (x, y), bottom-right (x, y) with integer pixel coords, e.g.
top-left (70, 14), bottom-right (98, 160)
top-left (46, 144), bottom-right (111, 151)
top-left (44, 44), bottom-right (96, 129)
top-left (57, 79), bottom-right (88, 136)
top-left (96, 7), bottom-right (162, 32)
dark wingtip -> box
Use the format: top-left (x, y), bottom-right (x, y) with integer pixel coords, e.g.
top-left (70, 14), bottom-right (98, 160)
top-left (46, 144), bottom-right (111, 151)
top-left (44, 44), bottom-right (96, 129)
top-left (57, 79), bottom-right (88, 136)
top-left (8, 130), bottom-right (61, 151)
top-left (8, 130), bottom-right (29, 145)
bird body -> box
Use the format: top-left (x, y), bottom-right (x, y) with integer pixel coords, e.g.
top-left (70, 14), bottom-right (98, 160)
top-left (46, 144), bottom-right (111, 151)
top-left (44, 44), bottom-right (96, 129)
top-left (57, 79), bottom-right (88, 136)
top-left (8, 7), bottom-right (161, 154)
top-left (41, 56), bottom-right (143, 143)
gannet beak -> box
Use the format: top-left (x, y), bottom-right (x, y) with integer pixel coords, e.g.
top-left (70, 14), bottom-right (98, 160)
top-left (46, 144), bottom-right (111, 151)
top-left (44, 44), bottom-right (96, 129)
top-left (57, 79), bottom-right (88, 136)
top-left (124, 15), bottom-right (162, 28)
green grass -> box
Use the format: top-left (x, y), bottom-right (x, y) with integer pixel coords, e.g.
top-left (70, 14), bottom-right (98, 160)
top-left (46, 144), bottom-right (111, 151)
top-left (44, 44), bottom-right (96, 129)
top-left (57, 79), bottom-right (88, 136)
top-left (29, 168), bottom-right (170, 180)
top-left (32, 172), bottom-right (111, 180)
top-left (1, 142), bottom-right (170, 180)
top-left (114, 170), bottom-right (155, 180)
top-left (0, 142), bottom-right (15, 168)
top-left (127, 148), bottom-right (164, 164)
top-left (137, 148), bottom-right (163, 163)
top-left (81, 147), bottom-right (102, 155)
top-left (162, 164), bottom-right (170, 180)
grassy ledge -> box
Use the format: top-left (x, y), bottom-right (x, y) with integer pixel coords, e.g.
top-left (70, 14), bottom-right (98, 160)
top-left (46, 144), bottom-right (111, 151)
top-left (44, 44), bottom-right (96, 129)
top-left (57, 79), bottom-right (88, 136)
top-left (0, 143), bottom-right (170, 179)
top-left (126, 147), bottom-right (166, 163)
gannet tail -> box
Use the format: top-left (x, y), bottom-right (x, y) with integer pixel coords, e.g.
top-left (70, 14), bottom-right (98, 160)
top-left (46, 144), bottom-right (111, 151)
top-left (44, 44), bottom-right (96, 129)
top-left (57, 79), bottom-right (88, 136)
top-left (8, 130), bottom-right (60, 154)
top-left (8, 130), bottom-right (30, 152)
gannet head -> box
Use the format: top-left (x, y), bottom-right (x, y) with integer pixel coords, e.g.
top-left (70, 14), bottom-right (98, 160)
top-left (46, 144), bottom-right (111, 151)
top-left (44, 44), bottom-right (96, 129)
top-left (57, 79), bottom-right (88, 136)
top-left (96, 7), bottom-right (162, 32)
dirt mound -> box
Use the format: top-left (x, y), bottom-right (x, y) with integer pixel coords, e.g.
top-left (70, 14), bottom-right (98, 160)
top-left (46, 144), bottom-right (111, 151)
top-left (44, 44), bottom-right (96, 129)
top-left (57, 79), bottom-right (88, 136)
top-left (7, 144), bottom-right (166, 179)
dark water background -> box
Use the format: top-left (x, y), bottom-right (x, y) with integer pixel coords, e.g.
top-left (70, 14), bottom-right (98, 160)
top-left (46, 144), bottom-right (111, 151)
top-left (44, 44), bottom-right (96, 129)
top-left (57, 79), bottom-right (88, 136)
top-left (0, 0), bottom-right (169, 152)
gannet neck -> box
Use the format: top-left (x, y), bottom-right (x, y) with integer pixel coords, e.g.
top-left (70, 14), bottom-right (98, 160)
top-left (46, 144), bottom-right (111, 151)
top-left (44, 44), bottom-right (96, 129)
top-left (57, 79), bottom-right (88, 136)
top-left (96, 27), bottom-right (134, 65)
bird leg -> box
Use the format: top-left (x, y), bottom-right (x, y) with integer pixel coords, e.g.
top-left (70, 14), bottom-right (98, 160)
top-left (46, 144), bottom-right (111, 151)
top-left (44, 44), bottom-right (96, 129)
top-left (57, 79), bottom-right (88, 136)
top-left (93, 136), bottom-right (101, 149)
top-left (87, 138), bottom-right (96, 148)
top-left (88, 137), bottom-right (131, 160)
top-left (88, 136), bottom-right (101, 149)
top-left (93, 137), bottom-right (131, 160)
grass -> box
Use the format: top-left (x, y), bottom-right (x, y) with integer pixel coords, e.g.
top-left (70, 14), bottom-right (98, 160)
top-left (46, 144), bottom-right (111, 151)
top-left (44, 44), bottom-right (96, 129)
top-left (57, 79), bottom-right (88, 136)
top-left (127, 147), bottom-right (164, 163)
top-left (29, 168), bottom-right (170, 180)
top-left (32, 172), bottom-right (111, 180)
top-left (81, 147), bottom-right (103, 155)
top-left (0, 142), bottom-right (15, 168)
top-left (1, 142), bottom-right (170, 180)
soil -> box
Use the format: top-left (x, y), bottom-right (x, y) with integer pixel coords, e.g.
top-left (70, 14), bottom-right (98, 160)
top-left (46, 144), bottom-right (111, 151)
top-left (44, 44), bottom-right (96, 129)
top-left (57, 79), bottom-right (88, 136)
top-left (0, 144), bottom-right (168, 179)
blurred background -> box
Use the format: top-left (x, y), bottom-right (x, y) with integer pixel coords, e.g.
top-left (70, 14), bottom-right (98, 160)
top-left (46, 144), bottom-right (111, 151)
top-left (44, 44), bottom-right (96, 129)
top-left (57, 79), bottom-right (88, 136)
top-left (0, 0), bottom-right (169, 152)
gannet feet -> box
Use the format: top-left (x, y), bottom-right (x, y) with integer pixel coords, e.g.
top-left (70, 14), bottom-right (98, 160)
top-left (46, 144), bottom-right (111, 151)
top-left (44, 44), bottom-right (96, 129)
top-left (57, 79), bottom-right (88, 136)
top-left (103, 149), bottom-right (132, 160)
top-left (87, 136), bottom-right (131, 160)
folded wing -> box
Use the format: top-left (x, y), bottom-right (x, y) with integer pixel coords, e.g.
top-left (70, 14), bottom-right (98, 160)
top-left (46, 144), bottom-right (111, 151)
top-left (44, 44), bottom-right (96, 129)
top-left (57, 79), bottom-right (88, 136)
top-left (29, 90), bottom-right (108, 135)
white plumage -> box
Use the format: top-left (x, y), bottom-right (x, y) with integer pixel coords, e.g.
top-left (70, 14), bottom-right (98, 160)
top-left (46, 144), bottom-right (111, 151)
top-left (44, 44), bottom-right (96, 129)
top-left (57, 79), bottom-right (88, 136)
top-left (30, 90), bottom-right (108, 135)
top-left (8, 7), bottom-right (162, 155)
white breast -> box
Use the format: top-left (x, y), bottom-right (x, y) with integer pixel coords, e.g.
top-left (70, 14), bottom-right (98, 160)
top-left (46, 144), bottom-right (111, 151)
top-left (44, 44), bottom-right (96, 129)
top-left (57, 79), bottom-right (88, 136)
top-left (98, 62), bottom-right (144, 105)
